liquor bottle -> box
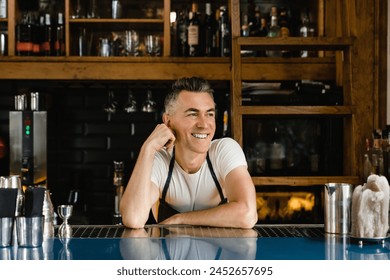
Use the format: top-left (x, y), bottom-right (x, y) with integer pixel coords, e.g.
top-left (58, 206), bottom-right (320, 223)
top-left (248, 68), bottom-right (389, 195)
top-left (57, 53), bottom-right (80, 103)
top-left (16, 12), bottom-right (33, 56)
top-left (212, 7), bottom-right (221, 57)
top-left (363, 153), bottom-right (372, 181)
top-left (41, 13), bottom-right (52, 56)
top-left (251, 15), bottom-right (268, 57)
top-left (53, 12), bottom-right (65, 56)
top-left (371, 130), bottom-right (384, 175)
top-left (32, 15), bottom-right (42, 56)
top-left (176, 9), bottom-right (189, 57)
top-left (203, 3), bottom-right (217, 56)
top-left (188, 3), bottom-right (201, 57)
top-left (241, 14), bottom-right (250, 37)
top-left (266, 6), bottom-right (282, 57)
top-left (382, 128), bottom-right (390, 179)
top-left (170, 11), bottom-right (178, 56)
top-left (279, 7), bottom-right (291, 57)
top-left (249, 6), bottom-right (261, 36)
top-left (299, 9), bottom-right (316, 57)
top-left (219, 6), bottom-right (230, 57)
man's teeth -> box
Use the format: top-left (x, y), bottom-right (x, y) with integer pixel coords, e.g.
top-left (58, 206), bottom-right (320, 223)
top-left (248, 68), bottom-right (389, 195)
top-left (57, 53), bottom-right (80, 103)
top-left (192, 133), bottom-right (208, 139)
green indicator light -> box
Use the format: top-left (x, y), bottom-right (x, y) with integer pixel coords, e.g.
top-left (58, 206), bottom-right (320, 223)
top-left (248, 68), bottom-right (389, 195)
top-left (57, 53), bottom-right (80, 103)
top-left (26, 125), bottom-right (31, 130)
top-left (26, 131), bottom-right (30, 135)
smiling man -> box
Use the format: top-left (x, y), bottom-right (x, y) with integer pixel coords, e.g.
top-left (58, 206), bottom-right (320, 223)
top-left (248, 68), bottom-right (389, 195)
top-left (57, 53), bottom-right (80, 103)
top-left (120, 77), bottom-right (258, 229)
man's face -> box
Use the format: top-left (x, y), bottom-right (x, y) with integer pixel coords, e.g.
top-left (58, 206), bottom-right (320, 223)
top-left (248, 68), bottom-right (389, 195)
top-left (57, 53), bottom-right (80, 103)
top-left (167, 90), bottom-right (216, 154)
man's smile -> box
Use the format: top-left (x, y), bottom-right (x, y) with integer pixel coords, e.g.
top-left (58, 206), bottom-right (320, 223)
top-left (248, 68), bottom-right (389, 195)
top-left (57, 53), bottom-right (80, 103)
top-left (192, 133), bottom-right (209, 139)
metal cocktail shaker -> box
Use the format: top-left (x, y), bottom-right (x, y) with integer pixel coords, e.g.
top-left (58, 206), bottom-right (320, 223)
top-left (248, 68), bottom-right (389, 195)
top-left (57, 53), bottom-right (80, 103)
top-left (324, 183), bottom-right (353, 234)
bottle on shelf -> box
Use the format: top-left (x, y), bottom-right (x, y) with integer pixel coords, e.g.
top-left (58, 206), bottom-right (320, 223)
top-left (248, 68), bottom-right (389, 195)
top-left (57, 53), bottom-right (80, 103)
top-left (249, 6), bottom-right (261, 36)
top-left (299, 9), bottom-right (316, 57)
top-left (278, 7), bottom-right (291, 57)
top-left (382, 128), bottom-right (390, 179)
top-left (53, 12), bottom-right (65, 56)
top-left (188, 2), bottom-right (201, 57)
top-left (203, 2), bottom-right (218, 56)
top-left (41, 13), bottom-right (52, 56)
top-left (16, 12), bottom-right (34, 56)
top-left (219, 5), bottom-right (231, 57)
top-left (213, 7), bottom-right (221, 57)
top-left (176, 9), bottom-right (189, 57)
top-left (371, 130), bottom-right (384, 175)
top-left (266, 6), bottom-right (282, 57)
top-left (241, 14), bottom-right (249, 37)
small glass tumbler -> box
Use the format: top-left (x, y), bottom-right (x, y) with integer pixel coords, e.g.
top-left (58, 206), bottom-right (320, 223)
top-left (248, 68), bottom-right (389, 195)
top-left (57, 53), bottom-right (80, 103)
top-left (144, 35), bottom-right (161, 56)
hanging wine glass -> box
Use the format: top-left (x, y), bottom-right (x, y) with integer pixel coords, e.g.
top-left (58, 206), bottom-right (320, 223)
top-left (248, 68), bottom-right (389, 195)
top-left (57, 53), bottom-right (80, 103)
top-left (124, 90), bottom-right (138, 113)
top-left (142, 89), bottom-right (156, 113)
top-left (103, 90), bottom-right (118, 121)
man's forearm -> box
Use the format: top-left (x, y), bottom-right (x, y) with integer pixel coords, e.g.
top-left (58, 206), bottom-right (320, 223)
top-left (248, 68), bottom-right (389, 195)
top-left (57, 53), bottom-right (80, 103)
top-left (161, 200), bottom-right (258, 229)
top-left (120, 145), bottom-right (157, 228)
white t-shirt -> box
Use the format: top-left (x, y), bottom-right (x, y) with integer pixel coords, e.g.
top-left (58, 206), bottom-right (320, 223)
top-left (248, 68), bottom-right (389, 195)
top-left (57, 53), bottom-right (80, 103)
top-left (151, 137), bottom-right (248, 212)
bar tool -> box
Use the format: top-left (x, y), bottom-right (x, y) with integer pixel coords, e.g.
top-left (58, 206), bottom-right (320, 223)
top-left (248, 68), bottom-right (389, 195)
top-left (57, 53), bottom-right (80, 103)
top-left (58, 205), bottom-right (73, 239)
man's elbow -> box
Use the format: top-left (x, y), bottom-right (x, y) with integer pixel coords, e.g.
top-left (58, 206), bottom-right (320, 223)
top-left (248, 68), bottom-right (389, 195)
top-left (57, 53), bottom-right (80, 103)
top-left (121, 213), bottom-right (146, 229)
top-left (236, 206), bottom-right (258, 229)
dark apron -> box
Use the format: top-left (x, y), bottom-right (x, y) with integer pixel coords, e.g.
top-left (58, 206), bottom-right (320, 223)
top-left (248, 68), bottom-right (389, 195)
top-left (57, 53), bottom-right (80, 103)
top-left (157, 149), bottom-right (227, 223)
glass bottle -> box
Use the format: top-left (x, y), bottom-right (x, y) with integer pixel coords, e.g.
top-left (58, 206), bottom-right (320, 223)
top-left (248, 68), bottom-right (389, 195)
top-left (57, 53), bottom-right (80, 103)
top-left (203, 2), bottom-right (217, 56)
top-left (176, 9), bottom-right (189, 57)
top-left (188, 3), bottom-right (201, 57)
top-left (266, 6), bottom-right (282, 57)
top-left (41, 13), bottom-right (52, 56)
top-left (241, 14), bottom-right (250, 37)
top-left (53, 12), bottom-right (65, 56)
top-left (219, 6), bottom-right (230, 57)
top-left (279, 7), bottom-right (291, 57)
top-left (16, 12), bottom-right (33, 56)
top-left (371, 130), bottom-right (384, 175)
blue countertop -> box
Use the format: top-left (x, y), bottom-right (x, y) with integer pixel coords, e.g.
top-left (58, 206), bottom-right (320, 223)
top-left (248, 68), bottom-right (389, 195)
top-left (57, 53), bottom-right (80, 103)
top-left (2, 225), bottom-right (389, 260)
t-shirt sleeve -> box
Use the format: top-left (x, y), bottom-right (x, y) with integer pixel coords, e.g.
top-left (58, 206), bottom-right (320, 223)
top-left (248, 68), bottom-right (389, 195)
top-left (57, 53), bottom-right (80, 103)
top-left (212, 138), bottom-right (248, 180)
top-left (150, 150), bottom-right (170, 190)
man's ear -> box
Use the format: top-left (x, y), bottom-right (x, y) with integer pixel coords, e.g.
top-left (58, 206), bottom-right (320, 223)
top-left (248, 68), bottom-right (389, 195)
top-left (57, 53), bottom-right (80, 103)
top-left (162, 113), bottom-right (170, 126)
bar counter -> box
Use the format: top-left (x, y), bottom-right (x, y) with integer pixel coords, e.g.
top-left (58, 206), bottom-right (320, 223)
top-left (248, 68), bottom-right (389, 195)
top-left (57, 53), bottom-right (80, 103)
top-left (2, 224), bottom-right (389, 260)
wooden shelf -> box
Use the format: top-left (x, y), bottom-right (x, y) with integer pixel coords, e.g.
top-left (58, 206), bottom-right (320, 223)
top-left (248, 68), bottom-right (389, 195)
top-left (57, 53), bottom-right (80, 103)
top-left (237, 37), bottom-right (354, 50)
top-left (238, 106), bottom-right (353, 115)
top-left (252, 176), bottom-right (361, 186)
top-left (68, 18), bottom-right (164, 24)
top-left (0, 57), bottom-right (231, 80)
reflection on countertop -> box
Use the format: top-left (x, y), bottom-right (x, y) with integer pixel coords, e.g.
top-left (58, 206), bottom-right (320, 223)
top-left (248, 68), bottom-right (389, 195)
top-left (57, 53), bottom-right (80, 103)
top-left (1, 225), bottom-right (389, 260)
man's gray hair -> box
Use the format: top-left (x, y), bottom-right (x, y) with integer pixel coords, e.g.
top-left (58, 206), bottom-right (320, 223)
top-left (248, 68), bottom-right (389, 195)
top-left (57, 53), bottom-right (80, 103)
top-left (164, 77), bottom-right (214, 114)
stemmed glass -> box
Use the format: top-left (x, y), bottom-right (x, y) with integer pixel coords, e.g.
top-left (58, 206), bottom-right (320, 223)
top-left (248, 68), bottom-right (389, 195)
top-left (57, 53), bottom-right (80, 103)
top-left (142, 89), bottom-right (157, 113)
top-left (124, 90), bottom-right (138, 113)
top-left (103, 90), bottom-right (118, 121)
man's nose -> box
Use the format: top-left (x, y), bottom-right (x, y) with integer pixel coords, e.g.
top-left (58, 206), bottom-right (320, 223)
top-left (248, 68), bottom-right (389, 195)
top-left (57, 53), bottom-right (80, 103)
top-left (196, 115), bottom-right (208, 127)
